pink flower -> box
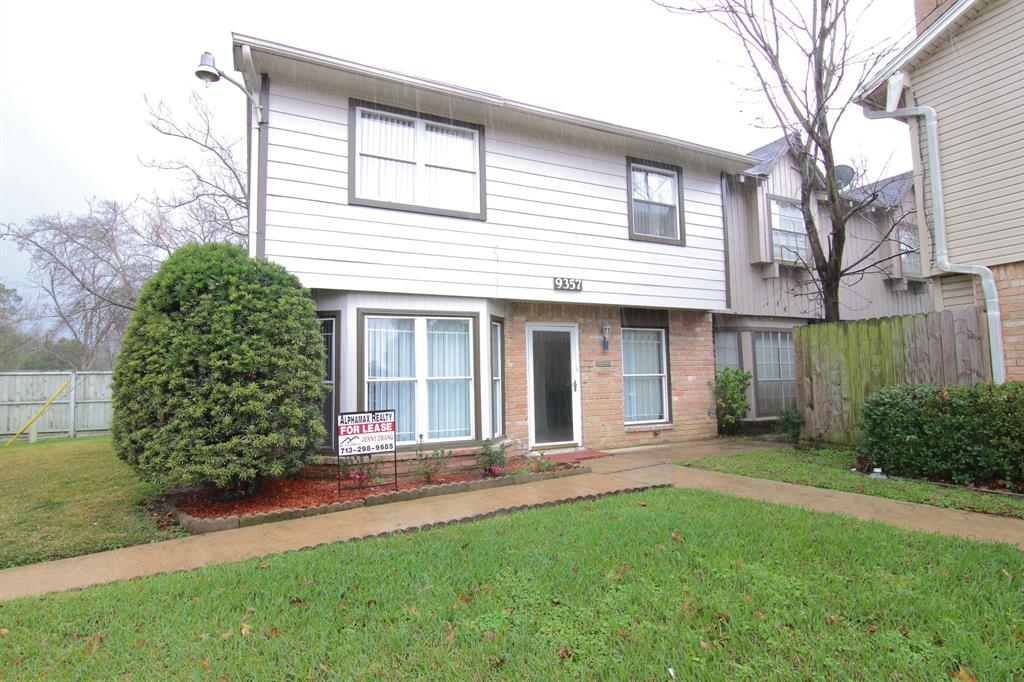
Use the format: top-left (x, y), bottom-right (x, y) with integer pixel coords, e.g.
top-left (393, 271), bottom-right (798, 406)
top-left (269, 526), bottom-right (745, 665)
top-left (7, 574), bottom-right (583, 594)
top-left (487, 465), bottom-right (504, 476)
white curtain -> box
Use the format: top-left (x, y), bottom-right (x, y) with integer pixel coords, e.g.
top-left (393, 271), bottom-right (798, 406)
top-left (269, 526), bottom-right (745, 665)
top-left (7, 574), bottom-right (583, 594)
top-left (623, 329), bottom-right (666, 423)
top-left (631, 167), bottom-right (678, 238)
top-left (754, 332), bottom-right (796, 415)
top-left (367, 318), bottom-right (416, 442)
top-left (425, 124), bottom-right (476, 211)
top-left (358, 111), bottom-right (416, 204)
top-left (490, 321), bottom-right (502, 438)
top-left (427, 319), bottom-right (471, 439)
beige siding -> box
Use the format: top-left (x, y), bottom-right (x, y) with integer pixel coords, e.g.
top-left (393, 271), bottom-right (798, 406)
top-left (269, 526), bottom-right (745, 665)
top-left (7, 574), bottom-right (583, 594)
top-left (912, 0), bottom-right (1024, 268)
top-left (725, 156), bottom-right (933, 321)
top-left (263, 80), bottom-right (728, 310)
top-left (938, 273), bottom-right (978, 308)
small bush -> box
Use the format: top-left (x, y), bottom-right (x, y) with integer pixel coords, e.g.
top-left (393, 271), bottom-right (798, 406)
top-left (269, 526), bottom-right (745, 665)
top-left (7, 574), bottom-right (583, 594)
top-left (414, 442), bottom-right (452, 485)
top-left (775, 408), bottom-right (802, 440)
top-left (112, 243), bottom-right (325, 490)
top-left (715, 367), bottom-right (752, 435)
top-left (477, 442), bottom-right (507, 476)
top-left (861, 382), bottom-right (1024, 489)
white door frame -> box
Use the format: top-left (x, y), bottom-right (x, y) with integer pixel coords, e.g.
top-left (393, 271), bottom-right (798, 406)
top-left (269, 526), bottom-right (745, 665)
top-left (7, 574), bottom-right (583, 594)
top-left (526, 323), bottom-right (582, 449)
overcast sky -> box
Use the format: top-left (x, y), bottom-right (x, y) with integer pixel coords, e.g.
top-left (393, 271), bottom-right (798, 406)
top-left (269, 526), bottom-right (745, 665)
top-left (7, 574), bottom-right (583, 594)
top-left (0, 0), bottom-right (917, 293)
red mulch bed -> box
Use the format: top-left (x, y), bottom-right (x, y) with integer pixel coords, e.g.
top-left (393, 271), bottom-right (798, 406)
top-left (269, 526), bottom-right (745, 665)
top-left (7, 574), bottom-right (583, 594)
top-left (174, 456), bottom-right (556, 519)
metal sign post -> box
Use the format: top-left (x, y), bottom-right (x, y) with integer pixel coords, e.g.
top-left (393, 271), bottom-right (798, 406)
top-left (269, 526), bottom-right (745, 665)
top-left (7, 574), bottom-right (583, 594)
top-left (336, 410), bottom-right (398, 496)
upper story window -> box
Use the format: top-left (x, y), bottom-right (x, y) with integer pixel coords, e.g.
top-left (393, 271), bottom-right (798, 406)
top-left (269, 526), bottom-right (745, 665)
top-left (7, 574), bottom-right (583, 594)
top-left (897, 224), bottom-right (922, 277)
top-left (350, 101), bottom-right (485, 220)
top-left (770, 198), bottom-right (810, 263)
top-left (627, 158), bottom-right (684, 245)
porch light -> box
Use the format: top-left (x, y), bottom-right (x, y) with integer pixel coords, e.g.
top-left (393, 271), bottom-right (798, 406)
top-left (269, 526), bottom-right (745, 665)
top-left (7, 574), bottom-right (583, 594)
top-left (193, 51), bottom-right (265, 124)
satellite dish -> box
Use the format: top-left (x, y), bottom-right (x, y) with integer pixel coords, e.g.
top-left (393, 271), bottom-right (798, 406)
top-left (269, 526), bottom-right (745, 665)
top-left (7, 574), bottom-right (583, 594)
top-left (835, 165), bottom-right (856, 188)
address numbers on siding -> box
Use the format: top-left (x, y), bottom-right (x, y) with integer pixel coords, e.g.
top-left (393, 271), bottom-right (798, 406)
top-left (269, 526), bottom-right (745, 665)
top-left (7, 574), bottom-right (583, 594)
top-left (553, 278), bottom-right (583, 291)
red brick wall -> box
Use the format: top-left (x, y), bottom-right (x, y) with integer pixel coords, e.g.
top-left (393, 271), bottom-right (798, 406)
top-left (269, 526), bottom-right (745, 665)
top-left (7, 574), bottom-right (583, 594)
top-left (503, 302), bottom-right (716, 453)
top-left (993, 261), bottom-right (1024, 382)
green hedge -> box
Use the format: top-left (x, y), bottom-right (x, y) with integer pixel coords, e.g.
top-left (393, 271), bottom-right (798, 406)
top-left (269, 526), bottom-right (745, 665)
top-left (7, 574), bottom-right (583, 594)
top-left (860, 382), bottom-right (1024, 488)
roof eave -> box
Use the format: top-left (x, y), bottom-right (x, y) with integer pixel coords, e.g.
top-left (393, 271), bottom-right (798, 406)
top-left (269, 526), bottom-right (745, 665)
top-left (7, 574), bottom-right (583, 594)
top-left (232, 33), bottom-right (758, 171)
top-left (855, 0), bottom-right (982, 106)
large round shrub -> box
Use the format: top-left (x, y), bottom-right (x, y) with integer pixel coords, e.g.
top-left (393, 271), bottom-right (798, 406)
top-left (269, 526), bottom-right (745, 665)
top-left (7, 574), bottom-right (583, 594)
top-left (112, 243), bottom-right (325, 490)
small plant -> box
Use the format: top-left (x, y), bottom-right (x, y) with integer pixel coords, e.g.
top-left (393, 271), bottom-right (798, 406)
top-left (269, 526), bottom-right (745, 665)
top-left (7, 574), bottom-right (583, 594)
top-left (776, 408), bottom-right (802, 440)
top-left (714, 367), bottom-right (752, 435)
top-left (350, 459), bottom-right (379, 485)
top-left (414, 440), bottom-right (452, 485)
top-left (536, 457), bottom-right (555, 472)
top-left (477, 442), bottom-right (508, 477)
top-left (338, 457), bottom-right (354, 481)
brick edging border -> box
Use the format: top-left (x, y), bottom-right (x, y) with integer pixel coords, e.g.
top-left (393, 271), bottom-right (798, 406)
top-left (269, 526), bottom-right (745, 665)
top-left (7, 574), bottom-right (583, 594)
top-left (175, 465), bottom-right (593, 534)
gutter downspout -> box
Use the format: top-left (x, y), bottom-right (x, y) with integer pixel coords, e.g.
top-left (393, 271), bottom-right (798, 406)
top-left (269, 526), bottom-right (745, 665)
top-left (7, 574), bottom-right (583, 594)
top-left (862, 73), bottom-right (1006, 383)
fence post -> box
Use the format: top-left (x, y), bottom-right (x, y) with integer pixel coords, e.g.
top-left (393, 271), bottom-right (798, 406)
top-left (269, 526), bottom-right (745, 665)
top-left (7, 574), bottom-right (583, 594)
top-left (68, 371), bottom-right (78, 439)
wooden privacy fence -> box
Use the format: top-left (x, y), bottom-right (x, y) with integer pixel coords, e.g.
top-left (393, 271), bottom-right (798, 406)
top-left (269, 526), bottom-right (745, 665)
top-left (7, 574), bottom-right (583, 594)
top-left (0, 371), bottom-right (113, 441)
top-left (795, 306), bottom-right (991, 445)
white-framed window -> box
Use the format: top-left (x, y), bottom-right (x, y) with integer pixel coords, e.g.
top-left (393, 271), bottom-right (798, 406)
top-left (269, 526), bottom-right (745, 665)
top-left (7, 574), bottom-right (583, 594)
top-left (754, 331), bottom-right (796, 416)
top-left (365, 315), bottom-right (475, 445)
top-left (771, 199), bottom-right (811, 263)
top-left (490, 320), bottom-right (503, 438)
top-left (714, 330), bottom-right (740, 371)
top-left (352, 104), bottom-right (482, 217)
top-left (622, 328), bottom-right (669, 424)
top-left (318, 315), bottom-right (336, 450)
top-left (628, 159), bottom-right (683, 243)
top-left (897, 224), bottom-right (921, 277)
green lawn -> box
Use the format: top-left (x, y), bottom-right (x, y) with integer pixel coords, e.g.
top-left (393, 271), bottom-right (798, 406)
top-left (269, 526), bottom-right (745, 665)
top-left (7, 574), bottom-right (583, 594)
top-left (2, 488), bottom-right (1021, 679)
top-left (0, 437), bottom-right (181, 569)
top-left (684, 448), bottom-right (1024, 520)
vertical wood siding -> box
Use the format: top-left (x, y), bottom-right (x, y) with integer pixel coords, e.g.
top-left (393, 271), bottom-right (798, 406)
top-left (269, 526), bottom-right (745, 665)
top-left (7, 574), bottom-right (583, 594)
top-left (912, 0), bottom-right (1024, 267)
top-left (264, 81), bottom-right (727, 310)
top-left (726, 159), bottom-right (934, 321)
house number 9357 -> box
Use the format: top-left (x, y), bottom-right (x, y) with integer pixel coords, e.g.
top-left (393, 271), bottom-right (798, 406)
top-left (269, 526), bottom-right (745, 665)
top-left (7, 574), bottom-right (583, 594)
top-left (553, 277), bottom-right (583, 291)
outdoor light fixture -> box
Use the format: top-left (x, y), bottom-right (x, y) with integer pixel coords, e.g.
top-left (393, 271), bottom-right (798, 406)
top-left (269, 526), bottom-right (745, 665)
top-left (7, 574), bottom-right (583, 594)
top-left (601, 325), bottom-right (612, 351)
top-left (194, 51), bottom-right (265, 124)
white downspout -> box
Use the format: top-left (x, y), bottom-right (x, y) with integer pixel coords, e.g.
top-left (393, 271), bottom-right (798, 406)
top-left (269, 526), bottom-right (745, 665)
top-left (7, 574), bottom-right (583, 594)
top-left (863, 73), bottom-right (1006, 384)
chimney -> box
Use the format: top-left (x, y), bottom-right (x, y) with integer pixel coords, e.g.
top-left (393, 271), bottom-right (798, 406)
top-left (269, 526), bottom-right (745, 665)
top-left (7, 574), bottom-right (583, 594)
top-left (914, 0), bottom-right (957, 33)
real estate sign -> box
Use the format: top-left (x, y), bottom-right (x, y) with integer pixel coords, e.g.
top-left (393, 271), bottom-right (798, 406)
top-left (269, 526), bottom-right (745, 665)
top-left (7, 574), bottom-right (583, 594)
top-left (337, 410), bottom-right (397, 457)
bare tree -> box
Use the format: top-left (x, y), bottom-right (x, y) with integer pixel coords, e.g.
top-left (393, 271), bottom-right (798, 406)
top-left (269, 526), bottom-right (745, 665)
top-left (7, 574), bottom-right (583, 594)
top-left (0, 200), bottom-right (154, 369)
top-left (657, 0), bottom-right (902, 321)
top-left (142, 93), bottom-right (248, 251)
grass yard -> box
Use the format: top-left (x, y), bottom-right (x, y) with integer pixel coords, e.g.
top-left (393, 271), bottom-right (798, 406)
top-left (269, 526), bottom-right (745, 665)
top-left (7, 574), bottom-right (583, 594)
top-left (684, 448), bottom-right (1024, 520)
top-left (0, 437), bottom-right (181, 569)
top-left (2, 488), bottom-right (1022, 680)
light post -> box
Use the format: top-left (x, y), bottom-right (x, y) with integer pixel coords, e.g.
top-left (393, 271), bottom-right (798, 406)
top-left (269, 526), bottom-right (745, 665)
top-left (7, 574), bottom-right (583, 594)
top-left (194, 51), bottom-right (265, 125)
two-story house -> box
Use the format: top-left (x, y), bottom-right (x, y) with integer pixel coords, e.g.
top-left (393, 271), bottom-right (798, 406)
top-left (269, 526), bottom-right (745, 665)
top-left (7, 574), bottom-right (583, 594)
top-left (713, 136), bottom-right (933, 420)
top-left (857, 0), bottom-right (1022, 382)
top-left (231, 35), bottom-right (758, 456)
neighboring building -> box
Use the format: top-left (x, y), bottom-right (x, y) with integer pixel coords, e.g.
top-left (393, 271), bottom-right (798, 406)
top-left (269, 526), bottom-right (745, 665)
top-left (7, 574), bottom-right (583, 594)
top-left (232, 35), bottom-right (756, 456)
top-left (857, 0), bottom-right (1024, 381)
top-left (715, 137), bottom-right (933, 420)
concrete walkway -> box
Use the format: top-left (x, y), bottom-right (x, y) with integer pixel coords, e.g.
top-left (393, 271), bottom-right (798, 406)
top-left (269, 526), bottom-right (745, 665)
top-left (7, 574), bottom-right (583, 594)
top-left (2, 438), bottom-right (1023, 600)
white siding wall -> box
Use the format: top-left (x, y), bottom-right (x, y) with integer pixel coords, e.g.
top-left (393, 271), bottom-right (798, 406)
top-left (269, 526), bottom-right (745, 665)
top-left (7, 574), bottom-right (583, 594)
top-left (264, 81), bottom-right (727, 310)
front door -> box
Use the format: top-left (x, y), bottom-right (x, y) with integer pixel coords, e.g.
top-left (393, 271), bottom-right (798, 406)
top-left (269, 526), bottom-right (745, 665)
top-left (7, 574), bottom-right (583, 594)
top-left (527, 324), bottom-right (581, 447)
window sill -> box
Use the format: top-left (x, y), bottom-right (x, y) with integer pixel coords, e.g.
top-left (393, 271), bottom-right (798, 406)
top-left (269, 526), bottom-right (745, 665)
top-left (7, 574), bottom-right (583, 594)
top-left (628, 233), bottom-right (686, 247)
top-left (625, 422), bottom-right (673, 433)
top-left (349, 196), bottom-right (486, 222)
